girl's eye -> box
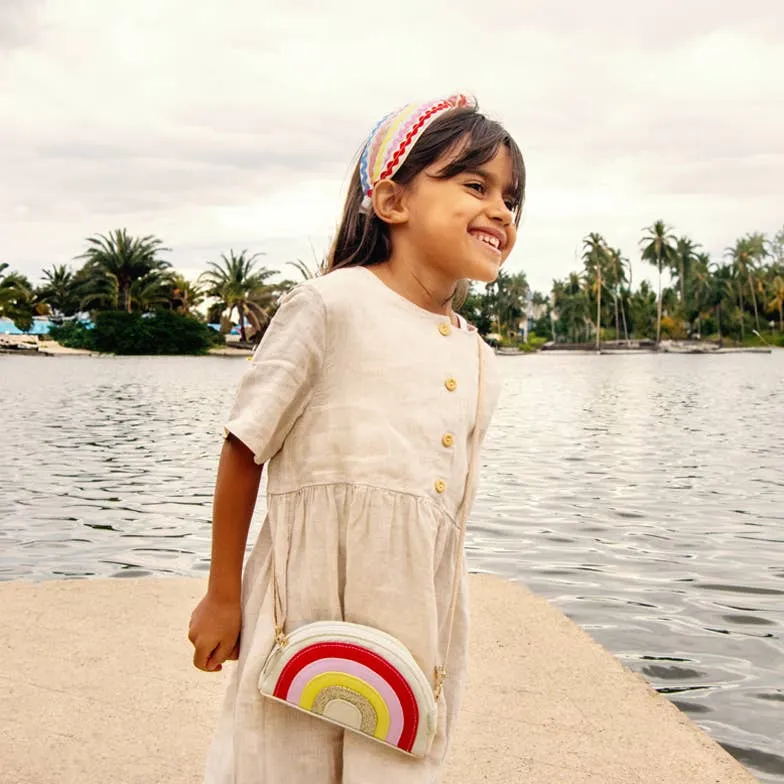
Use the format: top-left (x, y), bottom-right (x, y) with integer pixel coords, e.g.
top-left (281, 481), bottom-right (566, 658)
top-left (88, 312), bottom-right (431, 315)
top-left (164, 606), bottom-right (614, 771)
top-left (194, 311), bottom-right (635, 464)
top-left (466, 181), bottom-right (485, 194)
top-left (504, 199), bottom-right (516, 211)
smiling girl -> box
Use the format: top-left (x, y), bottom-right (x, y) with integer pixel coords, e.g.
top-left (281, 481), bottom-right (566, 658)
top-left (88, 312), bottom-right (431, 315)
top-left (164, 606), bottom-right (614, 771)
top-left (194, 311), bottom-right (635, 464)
top-left (190, 93), bottom-right (526, 784)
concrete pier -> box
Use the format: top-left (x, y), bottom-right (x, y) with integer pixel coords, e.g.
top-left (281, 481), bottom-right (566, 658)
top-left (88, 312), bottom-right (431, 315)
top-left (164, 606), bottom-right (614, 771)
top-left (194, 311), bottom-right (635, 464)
top-left (0, 575), bottom-right (758, 783)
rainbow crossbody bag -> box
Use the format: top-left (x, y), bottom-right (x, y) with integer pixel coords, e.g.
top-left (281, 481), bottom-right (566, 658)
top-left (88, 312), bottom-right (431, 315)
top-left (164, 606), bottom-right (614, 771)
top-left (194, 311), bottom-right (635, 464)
top-left (258, 333), bottom-right (485, 758)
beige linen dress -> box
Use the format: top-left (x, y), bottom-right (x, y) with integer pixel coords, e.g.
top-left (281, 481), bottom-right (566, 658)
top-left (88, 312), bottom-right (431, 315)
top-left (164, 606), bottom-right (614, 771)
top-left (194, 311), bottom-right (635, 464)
top-left (204, 265), bottom-right (500, 784)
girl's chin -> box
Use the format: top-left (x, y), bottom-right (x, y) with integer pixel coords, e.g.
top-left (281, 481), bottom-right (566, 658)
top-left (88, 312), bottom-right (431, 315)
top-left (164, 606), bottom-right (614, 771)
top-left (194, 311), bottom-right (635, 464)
top-left (438, 257), bottom-right (502, 285)
top-left (465, 259), bottom-right (502, 283)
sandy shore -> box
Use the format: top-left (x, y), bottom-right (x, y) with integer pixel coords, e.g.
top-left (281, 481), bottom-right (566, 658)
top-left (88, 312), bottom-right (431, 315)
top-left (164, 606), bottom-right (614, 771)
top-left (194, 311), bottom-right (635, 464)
top-left (0, 574), bottom-right (758, 784)
top-left (37, 340), bottom-right (96, 356)
top-left (208, 346), bottom-right (254, 357)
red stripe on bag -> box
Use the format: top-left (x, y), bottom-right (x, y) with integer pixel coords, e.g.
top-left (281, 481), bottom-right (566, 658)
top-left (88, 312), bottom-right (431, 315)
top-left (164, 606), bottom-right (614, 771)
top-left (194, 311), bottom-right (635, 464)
top-left (273, 640), bottom-right (421, 753)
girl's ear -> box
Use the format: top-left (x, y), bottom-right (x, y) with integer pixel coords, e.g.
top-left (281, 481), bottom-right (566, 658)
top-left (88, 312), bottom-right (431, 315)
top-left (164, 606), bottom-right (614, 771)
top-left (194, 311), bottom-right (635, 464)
top-left (371, 180), bottom-right (409, 225)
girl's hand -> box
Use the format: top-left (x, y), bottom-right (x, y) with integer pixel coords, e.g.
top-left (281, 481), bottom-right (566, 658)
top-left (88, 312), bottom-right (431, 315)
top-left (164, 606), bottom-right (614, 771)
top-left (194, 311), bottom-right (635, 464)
top-left (188, 593), bottom-right (242, 672)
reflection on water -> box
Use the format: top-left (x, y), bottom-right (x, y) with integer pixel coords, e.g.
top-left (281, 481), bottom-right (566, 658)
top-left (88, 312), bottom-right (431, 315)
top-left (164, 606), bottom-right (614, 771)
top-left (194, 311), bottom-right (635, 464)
top-left (1, 351), bottom-right (783, 781)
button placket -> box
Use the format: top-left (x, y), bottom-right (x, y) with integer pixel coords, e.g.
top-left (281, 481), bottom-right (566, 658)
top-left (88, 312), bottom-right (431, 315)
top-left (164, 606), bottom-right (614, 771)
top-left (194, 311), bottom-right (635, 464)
top-left (437, 318), bottom-right (458, 498)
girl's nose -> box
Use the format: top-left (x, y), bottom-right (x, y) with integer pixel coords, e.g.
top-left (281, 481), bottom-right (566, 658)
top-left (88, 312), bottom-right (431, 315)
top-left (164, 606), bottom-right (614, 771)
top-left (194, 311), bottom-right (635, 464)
top-left (488, 196), bottom-right (513, 225)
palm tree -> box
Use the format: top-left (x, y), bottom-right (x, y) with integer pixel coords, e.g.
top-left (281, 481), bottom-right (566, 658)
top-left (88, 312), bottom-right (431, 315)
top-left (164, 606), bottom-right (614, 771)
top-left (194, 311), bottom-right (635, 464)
top-left (582, 233), bottom-right (610, 349)
top-left (628, 280), bottom-right (657, 339)
top-left (768, 274), bottom-right (784, 332)
top-left (287, 238), bottom-right (327, 281)
top-left (640, 221), bottom-right (677, 344)
top-left (72, 262), bottom-right (119, 312)
top-left (130, 271), bottom-right (175, 312)
top-left (77, 229), bottom-right (170, 313)
top-left (286, 260), bottom-right (317, 281)
top-left (457, 282), bottom-right (494, 336)
top-left (673, 236), bottom-right (700, 327)
top-left (168, 275), bottom-right (205, 316)
top-left (711, 263), bottom-right (737, 342)
top-left (552, 273), bottom-right (590, 343)
top-left (0, 264), bottom-right (35, 331)
top-left (725, 236), bottom-right (760, 339)
top-left (745, 232), bottom-right (769, 334)
top-left (37, 264), bottom-right (79, 318)
top-left (503, 271), bottom-right (529, 338)
top-left (200, 250), bottom-right (276, 341)
top-left (689, 253), bottom-right (714, 338)
top-left (771, 226), bottom-right (784, 267)
top-left (0, 262), bottom-right (16, 312)
top-left (485, 269), bottom-right (529, 339)
top-left (286, 257), bottom-right (326, 281)
top-left (605, 246), bottom-right (631, 342)
top-left (727, 232), bottom-right (770, 337)
top-left (528, 290), bottom-right (551, 341)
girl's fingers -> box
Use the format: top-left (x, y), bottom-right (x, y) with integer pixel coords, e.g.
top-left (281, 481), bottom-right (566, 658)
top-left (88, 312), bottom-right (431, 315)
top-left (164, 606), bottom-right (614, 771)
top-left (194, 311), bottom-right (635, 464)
top-left (192, 642), bottom-right (208, 671)
top-left (193, 638), bottom-right (216, 671)
top-left (227, 641), bottom-right (240, 660)
top-left (192, 631), bottom-right (223, 671)
top-left (207, 639), bottom-right (233, 671)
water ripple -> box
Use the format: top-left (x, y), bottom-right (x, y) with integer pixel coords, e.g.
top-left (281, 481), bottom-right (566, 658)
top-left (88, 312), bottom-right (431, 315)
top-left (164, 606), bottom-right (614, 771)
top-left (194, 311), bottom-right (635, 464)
top-left (1, 351), bottom-right (783, 781)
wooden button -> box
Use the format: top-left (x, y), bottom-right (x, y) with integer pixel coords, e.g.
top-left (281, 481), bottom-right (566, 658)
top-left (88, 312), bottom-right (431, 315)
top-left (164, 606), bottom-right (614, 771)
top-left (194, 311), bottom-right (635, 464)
top-left (444, 377), bottom-right (457, 392)
top-left (441, 433), bottom-right (454, 448)
top-left (434, 479), bottom-right (447, 494)
top-left (438, 323), bottom-right (452, 337)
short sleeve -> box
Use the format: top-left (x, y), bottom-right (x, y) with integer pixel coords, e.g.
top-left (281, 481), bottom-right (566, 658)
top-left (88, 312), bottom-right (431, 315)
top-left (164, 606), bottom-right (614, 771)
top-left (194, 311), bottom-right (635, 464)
top-left (223, 283), bottom-right (326, 464)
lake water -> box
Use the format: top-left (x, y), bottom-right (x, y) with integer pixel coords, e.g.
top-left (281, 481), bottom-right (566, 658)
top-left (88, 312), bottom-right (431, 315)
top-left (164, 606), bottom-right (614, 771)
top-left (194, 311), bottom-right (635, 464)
top-left (1, 351), bottom-right (782, 782)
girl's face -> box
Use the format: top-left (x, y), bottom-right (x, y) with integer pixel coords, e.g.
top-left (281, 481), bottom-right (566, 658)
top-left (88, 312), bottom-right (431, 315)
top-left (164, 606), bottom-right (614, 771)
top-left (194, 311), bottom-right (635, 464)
top-left (395, 144), bottom-right (518, 285)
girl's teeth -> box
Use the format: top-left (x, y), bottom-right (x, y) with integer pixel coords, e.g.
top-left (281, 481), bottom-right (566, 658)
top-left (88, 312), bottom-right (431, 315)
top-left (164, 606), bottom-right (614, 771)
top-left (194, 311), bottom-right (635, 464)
top-left (474, 232), bottom-right (499, 249)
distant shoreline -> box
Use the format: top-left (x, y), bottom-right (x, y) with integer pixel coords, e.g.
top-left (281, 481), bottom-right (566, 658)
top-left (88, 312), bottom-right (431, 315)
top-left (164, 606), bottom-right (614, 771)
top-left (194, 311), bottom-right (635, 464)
top-left (496, 345), bottom-right (776, 356)
top-left (1, 339), bottom-right (778, 359)
top-left (0, 339), bottom-right (255, 358)
top-left (495, 339), bottom-right (778, 356)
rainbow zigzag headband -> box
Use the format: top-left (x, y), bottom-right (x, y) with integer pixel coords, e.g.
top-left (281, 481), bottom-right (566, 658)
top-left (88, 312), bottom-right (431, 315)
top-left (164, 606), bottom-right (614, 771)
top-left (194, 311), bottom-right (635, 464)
top-left (359, 93), bottom-right (476, 212)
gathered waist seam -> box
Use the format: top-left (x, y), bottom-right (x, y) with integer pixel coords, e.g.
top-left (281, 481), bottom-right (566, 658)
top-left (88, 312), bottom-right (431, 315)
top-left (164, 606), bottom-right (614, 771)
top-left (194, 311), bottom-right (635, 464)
top-left (266, 480), bottom-right (460, 527)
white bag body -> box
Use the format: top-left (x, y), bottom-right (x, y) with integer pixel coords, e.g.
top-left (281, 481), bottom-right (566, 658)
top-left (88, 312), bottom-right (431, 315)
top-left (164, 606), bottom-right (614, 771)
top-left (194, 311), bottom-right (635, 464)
top-left (259, 620), bottom-right (438, 758)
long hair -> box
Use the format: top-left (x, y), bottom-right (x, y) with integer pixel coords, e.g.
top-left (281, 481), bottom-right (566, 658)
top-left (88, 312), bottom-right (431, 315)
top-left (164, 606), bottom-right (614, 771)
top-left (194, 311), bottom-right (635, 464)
top-left (327, 105), bottom-right (526, 286)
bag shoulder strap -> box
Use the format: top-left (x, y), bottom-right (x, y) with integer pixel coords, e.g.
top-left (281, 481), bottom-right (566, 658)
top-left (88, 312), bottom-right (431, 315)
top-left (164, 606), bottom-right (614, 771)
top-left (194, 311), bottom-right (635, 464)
top-left (272, 332), bottom-right (487, 700)
top-left (434, 331), bottom-right (484, 697)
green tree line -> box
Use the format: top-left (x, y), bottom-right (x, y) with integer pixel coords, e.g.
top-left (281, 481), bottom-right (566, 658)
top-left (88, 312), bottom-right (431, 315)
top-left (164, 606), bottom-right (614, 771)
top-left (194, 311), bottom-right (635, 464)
top-left (2, 222), bottom-right (783, 349)
top-left (0, 229), bottom-right (299, 345)
top-left (461, 221), bottom-right (784, 348)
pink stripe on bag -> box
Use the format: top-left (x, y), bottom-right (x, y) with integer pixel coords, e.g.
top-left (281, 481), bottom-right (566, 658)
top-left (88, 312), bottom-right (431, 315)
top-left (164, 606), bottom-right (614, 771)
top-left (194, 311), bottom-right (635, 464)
top-left (285, 657), bottom-right (405, 744)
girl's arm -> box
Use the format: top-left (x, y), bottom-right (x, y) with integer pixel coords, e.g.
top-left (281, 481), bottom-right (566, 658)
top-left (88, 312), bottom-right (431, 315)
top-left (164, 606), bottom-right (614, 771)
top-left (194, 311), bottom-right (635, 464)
top-left (189, 434), bottom-right (262, 672)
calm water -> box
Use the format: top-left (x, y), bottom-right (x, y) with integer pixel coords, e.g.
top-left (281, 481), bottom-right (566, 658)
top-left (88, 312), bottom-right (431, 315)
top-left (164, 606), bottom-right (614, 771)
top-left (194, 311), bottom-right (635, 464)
top-left (1, 351), bottom-right (782, 781)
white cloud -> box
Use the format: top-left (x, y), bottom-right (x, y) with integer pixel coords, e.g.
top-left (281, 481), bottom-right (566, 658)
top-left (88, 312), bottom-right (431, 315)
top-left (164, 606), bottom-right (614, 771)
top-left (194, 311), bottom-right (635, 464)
top-left (1, 0), bottom-right (782, 294)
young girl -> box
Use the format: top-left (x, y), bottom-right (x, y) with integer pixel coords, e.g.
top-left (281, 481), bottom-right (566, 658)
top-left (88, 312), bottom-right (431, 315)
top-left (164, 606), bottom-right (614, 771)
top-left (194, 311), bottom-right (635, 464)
top-left (189, 93), bottom-right (526, 784)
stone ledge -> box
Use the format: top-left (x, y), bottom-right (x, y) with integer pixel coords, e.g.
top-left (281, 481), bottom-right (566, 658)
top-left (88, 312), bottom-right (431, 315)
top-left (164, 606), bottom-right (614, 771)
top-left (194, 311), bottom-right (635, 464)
top-left (0, 575), bottom-right (758, 783)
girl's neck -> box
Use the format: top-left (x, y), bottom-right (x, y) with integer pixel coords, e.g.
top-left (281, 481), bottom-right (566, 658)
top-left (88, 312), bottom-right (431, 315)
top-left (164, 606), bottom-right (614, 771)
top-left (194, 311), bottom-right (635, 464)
top-left (369, 258), bottom-right (457, 320)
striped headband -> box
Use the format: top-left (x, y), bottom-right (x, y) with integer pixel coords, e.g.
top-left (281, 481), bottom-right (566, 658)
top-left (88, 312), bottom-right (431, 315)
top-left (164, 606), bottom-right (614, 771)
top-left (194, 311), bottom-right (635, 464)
top-left (359, 93), bottom-right (476, 212)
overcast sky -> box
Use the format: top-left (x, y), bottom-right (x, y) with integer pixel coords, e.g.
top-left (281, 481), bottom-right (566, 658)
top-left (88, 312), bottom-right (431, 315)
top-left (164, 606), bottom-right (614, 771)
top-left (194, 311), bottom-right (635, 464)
top-left (2, 0), bottom-right (783, 294)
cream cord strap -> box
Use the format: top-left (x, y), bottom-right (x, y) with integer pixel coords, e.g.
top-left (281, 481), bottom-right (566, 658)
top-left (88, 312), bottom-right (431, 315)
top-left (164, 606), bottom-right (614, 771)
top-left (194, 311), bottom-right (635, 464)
top-left (434, 332), bottom-right (484, 697)
top-left (271, 332), bottom-right (485, 698)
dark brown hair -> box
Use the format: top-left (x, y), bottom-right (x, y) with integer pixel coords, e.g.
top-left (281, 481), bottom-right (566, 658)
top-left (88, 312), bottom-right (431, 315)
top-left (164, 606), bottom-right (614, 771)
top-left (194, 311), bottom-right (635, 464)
top-left (327, 104), bottom-right (526, 274)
